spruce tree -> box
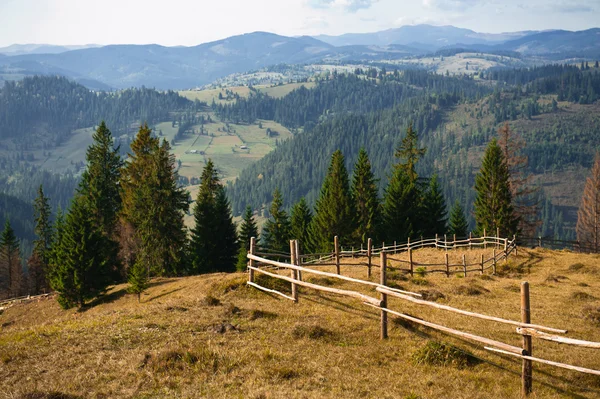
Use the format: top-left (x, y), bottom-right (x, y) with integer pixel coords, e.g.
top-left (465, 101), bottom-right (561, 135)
top-left (48, 197), bottom-right (112, 309)
top-left (0, 220), bottom-right (22, 298)
top-left (576, 152), bottom-right (600, 251)
top-left (121, 125), bottom-right (189, 276)
top-left (262, 189), bottom-right (291, 253)
top-left (190, 160), bottom-right (238, 273)
top-left (351, 148), bottom-right (380, 245)
top-left (421, 175), bottom-right (448, 238)
top-left (474, 139), bottom-right (519, 237)
top-left (448, 200), bottom-right (469, 238)
top-left (29, 185), bottom-right (53, 294)
top-left (290, 197), bottom-right (312, 252)
top-left (236, 206), bottom-right (259, 271)
top-left (127, 258), bottom-right (149, 303)
top-left (383, 123), bottom-right (427, 241)
top-left (309, 151), bottom-right (355, 252)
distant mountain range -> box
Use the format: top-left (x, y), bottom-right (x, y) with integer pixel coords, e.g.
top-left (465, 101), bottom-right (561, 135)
top-left (0, 25), bottom-right (599, 90)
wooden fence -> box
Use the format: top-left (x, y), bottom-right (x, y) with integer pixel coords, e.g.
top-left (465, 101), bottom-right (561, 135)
top-left (246, 236), bottom-right (600, 397)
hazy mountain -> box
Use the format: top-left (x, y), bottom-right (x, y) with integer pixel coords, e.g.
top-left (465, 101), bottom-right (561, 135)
top-left (314, 25), bottom-right (537, 49)
top-left (0, 44), bottom-right (101, 56)
top-left (498, 28), bottom-right (600, 58)
top-left (0, 32), bottom-right (334, 89)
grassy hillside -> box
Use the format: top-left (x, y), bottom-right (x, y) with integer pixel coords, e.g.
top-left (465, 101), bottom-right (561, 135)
top-left (2, 247), bottom-right (599, 398)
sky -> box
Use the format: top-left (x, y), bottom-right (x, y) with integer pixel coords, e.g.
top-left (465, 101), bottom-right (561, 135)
top-left (0, 0), bottom-right (598, 47)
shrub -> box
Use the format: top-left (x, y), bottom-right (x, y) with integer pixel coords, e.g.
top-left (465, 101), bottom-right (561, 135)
top-left (249, 309), bottom-right (277, 320)
top-left (414, 267), bottom-right (427, 278)
top-left (202, 295), bottom-right (221, 306)
top-left (291, 323), bottom-right (334, 340)
top-left (418, 289), bottom-right (445, 302)
top-left (453, 284), bottom-right (489, 296)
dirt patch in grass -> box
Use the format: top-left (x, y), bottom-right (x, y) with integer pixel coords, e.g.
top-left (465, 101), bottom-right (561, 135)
top-left (145, 347), bottom-right (236, 374)
top-left (264, 365), bottom-right (302, 381)
top-left (412, 341), bottom-right (479, 369)
top-left (17, 393), bottom-right (83, 399)
top-left (249, 309), bottom-right (277, 320)
top-left (207, 322), bottom-right (239, 334)
top-left (567, 263), bottom-right (599, 274)
top-left (545, 274), bottom-right (569, 283)
top-left (202, 295), bottom-right (221, 306)
top-left (582, 305), bottom-right (600, 324)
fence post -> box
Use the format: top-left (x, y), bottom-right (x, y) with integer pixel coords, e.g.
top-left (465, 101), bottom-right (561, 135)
top-left (295, 240), bottom-right (302, 281)
top-left (480, 254), bottom-right (484, 274)
top-left (445, 252), bottom-right (449, 277)
top-left (514, 235), bottom-right (518, 257)
top-left (290, 240), bottom-right (298, 302)
top-left (484, 228), bottom-right (487, 249)
top-left (469, 232), bottom-right (472, 250)
top-left (380, 252), bottom-right (388, 339)
top-left (409, 248), bottom-right (414, 277)
top-left (504, 239), bottom-right (508, 263)
top-left (394, 241), bottom-right (397, 254)
top-left (538, 236), bottom-right (542, 248)
top-left (444, 234), bottom-right (448, 252)
top-left (335, 235), bottom-right (341, 275)
top-left (462, 254), bottom-right (467, 277)
top-left (367, 238), bottom-right (372, 279)
top-left (453, 234), bottom-right (456, 250)
top-left (521, 282), bottom-right (533, 396)
top-left (492, 249), bottom-right (497, 275)
top-left (496, 227), bottom-right (500, 248)
top-left (408, 237), bottom-right (411, 251)
top-left (249, 237), bottom-right (256, 283)
top-left (435, 233), bottom-right (439, 248)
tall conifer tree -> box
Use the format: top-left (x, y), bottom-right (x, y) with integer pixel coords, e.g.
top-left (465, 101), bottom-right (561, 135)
top-left (309, 151), bottom-right (355, 252)
top-left (351, 148), bottom-right (380, 245)
top-left (190, 160), bottom-right (238, 273)
top-left (29, 185), bottom-right (53, 294)
top-left (262, 189), bottom-right (291, 253)
top-left (290, 197), bottom-right (313, 252)
top-left (448, 200), bottom-right (469, 238)
top-left (474, 139), bottom-right (519, 237)
top-left (236, 206), bottom-right (259, 271)
top-left (421, 175), bottom-right (448, 237)
top-left (0, 220), bottom-right (22, 298)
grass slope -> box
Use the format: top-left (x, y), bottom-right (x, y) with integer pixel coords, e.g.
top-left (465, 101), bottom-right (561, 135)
top-left (1, 247), bottom-right (600, 398)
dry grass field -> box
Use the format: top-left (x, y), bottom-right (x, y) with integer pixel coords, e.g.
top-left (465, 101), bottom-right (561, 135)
top-left (1, 247), bottom-right (600, 399)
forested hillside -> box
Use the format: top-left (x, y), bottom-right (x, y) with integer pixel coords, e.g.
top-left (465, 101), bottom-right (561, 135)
top-left (223, 65), bottom-right (600, 240)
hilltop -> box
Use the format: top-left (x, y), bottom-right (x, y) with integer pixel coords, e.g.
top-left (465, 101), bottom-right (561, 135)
top-left (1, 247), bottom-right (599, 398)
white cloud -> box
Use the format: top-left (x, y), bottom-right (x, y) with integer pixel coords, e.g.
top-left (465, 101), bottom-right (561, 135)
top-left (308, 0), bottom-right (379, 12)
top-left (422, 0), bottom-right (481, 11)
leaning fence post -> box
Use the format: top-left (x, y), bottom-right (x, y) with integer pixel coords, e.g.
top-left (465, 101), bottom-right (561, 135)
top-left (521, 282), bottom-right (533, 396)
top-left (249, 237), bottom-right (256, 283)
top-left (295, 240), bottom-right (302, 281)
top-left (367, 238), bottom-right (373, 278)
top-left (469, 232), bottom-right (472, 250)
top-left (462, 254), bottom-right (467, 277)
top-left (380, 251), bottom-right (388, 339)
top-left (290, 240), bottom-right (298, 302)
top-left (334, 235), bottom-right (341, 275)
top-left (480, 254), bottom-right (484, 274)
top-left (409, 248), bottom-right (414, 277)
top-left (445, 252), bottom-right (450, 278)
top-left (492, 249), bottom-right (497, 275)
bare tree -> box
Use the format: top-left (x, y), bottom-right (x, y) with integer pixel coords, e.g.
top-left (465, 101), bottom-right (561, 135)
top-left (497, 123), bottom-right (540, 236)
top-left (576, 153), bottom-right (600, 252)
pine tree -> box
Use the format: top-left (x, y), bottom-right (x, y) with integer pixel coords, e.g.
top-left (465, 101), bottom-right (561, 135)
top-left (29, 185), bottom-right (53, 294)
top-left (0, 220), bottom-right (22, 298)
top-left (576, 153), bottom-right (600, 251)
top-left (127, 258), bottom-right (149, 303)
top-left (236, 206), bottom-right (259, 271)
top-left (190, 160), bottom-right (238, 273)
top-left (309, 151), bottom-right (355, 252)
top-left (121, 125), bottom-right (189, 276)
top-left (421, 175), bottom-right (448, 237)
top-left (448, 200), bottom-right (469, 238)
top-left (48, 197), bottom-right (112, 309)
top-left (290, 197), bottom-right (312, 252)
top-left (383, 124), bottom-right (426, 241)
top-left (351, 148), bottom-right (380, 245)
top-left (262, 189), bottom-right (291, 253)
top-left (474, 138), bottom-right (519, 237)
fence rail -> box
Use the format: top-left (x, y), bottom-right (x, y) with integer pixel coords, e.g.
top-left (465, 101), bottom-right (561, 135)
top-left (247, 236), bottom-right (600, 397)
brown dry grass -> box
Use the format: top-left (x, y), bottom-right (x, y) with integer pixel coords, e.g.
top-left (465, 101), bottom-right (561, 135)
top-left (1, 248), bottom-right (600, 398)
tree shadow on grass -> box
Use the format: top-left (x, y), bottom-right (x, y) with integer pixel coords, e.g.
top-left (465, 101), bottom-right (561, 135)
top-left (80, 288), bottom-right (129, 311)
top-left (146, 287), bottom-right (184, 302)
